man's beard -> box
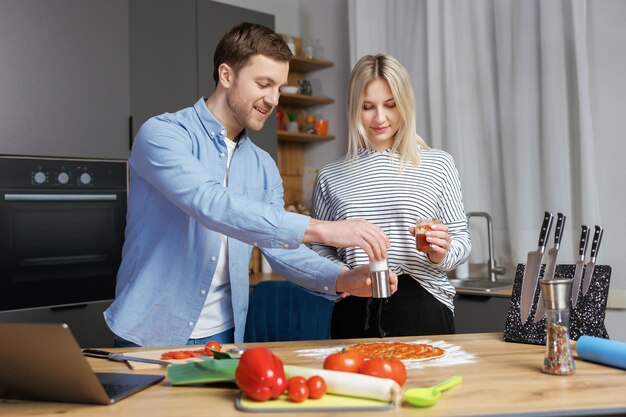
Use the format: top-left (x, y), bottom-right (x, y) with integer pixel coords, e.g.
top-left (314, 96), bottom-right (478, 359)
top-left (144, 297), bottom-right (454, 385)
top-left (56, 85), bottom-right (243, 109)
top-left (225, 89), bottom-right (269, 133)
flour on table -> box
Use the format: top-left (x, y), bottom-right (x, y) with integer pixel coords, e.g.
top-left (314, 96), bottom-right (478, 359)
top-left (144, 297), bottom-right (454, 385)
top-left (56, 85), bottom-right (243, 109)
top-left (294, 339), bottom-right (476, 369)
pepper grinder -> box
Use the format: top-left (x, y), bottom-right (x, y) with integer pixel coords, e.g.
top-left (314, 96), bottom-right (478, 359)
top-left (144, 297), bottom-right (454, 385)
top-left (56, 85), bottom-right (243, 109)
top-left (370, 259), bottom-right (391, 298)
top-left (540, 279), bottom-right (575, 375)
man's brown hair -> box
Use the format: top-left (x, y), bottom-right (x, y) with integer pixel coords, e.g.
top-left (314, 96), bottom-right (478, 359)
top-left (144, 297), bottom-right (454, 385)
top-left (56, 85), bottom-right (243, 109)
top-left (213, 22), bottom-right (292, 85)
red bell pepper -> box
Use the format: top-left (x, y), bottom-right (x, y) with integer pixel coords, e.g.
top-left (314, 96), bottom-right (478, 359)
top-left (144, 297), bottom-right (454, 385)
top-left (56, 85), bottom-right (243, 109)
top-left (235, 347), bottom-right (288, 401)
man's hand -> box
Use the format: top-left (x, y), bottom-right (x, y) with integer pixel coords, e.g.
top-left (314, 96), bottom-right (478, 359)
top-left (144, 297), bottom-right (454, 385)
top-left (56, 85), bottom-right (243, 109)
top-left (334, 264), bottom-right (398, 298)
top-left (304, 218), bottom-right (390, 261)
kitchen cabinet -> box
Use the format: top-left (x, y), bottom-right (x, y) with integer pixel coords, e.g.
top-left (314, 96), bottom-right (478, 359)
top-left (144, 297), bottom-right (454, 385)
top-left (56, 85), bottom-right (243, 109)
top-left (278, 50), bottom-right (335, 205)
top-left (0, 0), bottom-right (130, 159)
top-left (454, 292), bottom-right (512, 333)
top-left (129, 0), bottom-right (278, 160)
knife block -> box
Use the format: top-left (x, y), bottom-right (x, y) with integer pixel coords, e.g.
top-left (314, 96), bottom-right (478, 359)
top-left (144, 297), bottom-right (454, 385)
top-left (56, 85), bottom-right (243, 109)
top-left (503, 263), bottom-right (611, 345)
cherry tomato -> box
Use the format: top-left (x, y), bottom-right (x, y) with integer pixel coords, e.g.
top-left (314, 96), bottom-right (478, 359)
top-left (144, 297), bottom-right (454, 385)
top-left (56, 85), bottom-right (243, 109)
top-left (204, 340), bottom-right (221, 356)
top-left (323, 350), bottom-right (365, 373)
top-left (287, 376), bottom-right (309, 403)
top-left (359, 357), bottom-right (406, 386)
top-left (306, 375), bottom-right (327, 399)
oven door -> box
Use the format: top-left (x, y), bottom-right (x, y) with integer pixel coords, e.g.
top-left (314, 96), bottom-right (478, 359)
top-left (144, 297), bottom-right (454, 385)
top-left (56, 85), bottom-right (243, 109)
top-left (0, 190), bottom-right (126, 311)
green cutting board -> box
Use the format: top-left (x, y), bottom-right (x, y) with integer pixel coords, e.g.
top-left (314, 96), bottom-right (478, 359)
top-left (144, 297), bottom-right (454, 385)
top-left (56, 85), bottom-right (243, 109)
top-left (235, 392), bottom-right (394, 412)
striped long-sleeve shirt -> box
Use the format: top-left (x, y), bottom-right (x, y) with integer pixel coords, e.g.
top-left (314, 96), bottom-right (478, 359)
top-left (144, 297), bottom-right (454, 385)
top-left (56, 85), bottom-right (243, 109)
top-left (311, 147), bottom-right (471, 312)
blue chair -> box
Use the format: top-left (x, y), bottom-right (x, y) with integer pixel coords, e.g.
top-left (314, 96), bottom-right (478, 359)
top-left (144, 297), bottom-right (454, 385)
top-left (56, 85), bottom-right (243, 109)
top-left (244, 281), bottom-right (334, 343)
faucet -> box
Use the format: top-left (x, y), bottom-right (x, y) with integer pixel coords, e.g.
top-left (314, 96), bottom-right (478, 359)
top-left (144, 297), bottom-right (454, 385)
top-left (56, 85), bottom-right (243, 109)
top-left (466, 212), bottom-right (506, 282)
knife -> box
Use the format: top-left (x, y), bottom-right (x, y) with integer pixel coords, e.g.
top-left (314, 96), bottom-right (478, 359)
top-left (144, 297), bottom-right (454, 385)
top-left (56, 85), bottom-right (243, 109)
top-left (519, 211), bottom-right (553, 324)
top-left (570, 225), bottom-right (590, 308)
top-left (82, 348), bottom-right (171, 366)
top-left (533, 212), bottom-right (566, 322)
top-left (580, 225), bottom-right (604, 299)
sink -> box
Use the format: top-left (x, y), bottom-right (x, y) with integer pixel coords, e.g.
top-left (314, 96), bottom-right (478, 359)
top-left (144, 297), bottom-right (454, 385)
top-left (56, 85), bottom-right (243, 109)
top-left (448, 262), bottom-right (514, 292)
top-left (448, 278), bottom-right (513, 292)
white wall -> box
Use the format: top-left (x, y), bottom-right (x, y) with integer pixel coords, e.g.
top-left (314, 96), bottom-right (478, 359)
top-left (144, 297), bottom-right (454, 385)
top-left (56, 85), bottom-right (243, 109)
top-left (588, 0), bottom-right (626, 341)
top-left (299, 0), bottom-right (351, 204)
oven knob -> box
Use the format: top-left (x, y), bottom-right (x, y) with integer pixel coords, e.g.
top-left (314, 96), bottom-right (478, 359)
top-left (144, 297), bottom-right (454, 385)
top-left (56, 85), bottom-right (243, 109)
top-left (79, 172), bottom-right (92, 185)
top-left (34, 171), bottom-right (47, 184)
top-left (58, 172), bottom-right (70, 184)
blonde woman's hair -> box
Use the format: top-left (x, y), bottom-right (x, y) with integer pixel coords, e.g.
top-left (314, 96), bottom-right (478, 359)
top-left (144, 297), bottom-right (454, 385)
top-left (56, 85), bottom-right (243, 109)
top-left (346, 54), bottom-right (428, 168)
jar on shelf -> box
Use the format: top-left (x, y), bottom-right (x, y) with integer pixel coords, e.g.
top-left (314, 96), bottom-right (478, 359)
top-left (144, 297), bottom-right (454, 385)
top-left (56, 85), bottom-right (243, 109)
top-left (286, 36), bottom-right (296, 56)
top-left (541, 279), bottom-right (575, 375)
top-left (298, 79), bottom-right (312, 95)
top-left (302, 37), bottom-right (314, 59)
top-left (303, 114), bottom-right (316, 134)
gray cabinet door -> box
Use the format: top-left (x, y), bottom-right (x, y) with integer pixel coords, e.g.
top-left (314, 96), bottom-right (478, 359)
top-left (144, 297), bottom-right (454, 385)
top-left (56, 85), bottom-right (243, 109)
top-left (454, 294), bottom-right (511, 333)
top-left (0, 0), bottom-right (130, 159)
top-left (129, 0), bottom-right (197, 138)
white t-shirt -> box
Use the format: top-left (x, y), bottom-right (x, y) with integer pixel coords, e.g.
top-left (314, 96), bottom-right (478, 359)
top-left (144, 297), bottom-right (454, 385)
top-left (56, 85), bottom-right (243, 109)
top-left (190, 137), bottom-right (237, 338)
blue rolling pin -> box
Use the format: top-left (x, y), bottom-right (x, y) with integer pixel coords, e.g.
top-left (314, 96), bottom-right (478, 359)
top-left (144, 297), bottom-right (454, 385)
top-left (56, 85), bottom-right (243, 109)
top-left (576, 336), bottom-right (626, 370)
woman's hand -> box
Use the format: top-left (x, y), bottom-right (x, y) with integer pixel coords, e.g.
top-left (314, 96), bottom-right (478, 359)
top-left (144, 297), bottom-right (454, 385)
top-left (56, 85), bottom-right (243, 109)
top-left (409, 223), bottom-right (451, 264)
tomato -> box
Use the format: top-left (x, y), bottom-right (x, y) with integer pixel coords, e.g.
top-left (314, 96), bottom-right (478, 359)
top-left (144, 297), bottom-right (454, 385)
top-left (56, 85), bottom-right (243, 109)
top-left (306, 375), bottom-right (327, 399)
top-left (358, 357), bottom-right (406, 386)
top-left (204, 340), bottom-right (221, 357)
top-left (205, 341), bottom-right (221, 351)
top-left (287, 376), bottom-right (309, 402)
top-left (388, 358), bottom-right (407, 386)
top-left (160, 348), bottom-right (208, 360)
top-left (323, 350), bottom-right (365, 373)
top-left (172, 351), bottom-right (191, 360)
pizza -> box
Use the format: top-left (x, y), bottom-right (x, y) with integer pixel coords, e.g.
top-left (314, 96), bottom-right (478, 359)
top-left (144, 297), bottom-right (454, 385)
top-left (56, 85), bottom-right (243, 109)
top-left (343, 342), bottom-right (445, 362)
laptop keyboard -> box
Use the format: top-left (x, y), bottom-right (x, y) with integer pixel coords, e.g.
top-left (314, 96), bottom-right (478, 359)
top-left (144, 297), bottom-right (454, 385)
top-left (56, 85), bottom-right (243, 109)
top-left (102, 383), bottom-right (138, 399)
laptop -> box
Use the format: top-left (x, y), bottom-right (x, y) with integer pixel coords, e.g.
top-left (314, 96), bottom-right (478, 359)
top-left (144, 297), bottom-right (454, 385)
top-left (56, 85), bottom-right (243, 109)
top-left (0, 323), bottom-right (164, 405)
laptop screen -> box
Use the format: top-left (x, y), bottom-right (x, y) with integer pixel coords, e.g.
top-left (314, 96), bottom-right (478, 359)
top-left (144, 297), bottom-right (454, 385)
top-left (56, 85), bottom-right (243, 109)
top-left (0, 323), bottom-right (163, 404)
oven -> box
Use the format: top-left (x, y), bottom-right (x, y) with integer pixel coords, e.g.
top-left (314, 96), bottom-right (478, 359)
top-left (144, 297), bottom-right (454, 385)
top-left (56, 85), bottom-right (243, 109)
top-left (0, 156), bottom-right (127, 312)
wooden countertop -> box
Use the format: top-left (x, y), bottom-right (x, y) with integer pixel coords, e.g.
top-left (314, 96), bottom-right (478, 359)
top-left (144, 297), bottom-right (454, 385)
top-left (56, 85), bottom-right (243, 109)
top-left (3, 333), bottom-right (626, 416)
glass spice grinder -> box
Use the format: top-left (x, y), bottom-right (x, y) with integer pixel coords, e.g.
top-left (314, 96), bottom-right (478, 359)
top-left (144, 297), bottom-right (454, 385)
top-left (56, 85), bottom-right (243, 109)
top-left (540, 279), bottom-right (575, 375)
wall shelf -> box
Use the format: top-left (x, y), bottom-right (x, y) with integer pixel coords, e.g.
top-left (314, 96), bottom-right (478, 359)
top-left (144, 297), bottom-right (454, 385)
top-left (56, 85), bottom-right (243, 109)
top-left (279, 93), bottom-right (334, 108)
top-left (289, 56), bottom-right (334, 73)
top-left (277, 36), bottom-right (336, 206)
top-left (277, 131), bottom-right (335, 143)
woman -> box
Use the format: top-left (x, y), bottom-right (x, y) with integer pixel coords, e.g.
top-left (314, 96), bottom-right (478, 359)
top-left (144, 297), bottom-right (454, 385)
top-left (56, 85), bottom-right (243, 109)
top-left (311, 54), bottom-right (471, 338)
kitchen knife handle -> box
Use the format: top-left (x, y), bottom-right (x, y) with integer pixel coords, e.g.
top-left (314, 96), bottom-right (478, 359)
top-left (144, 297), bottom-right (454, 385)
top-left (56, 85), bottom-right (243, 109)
top-left (537, 211), bottom-right (554, 249)
top-left (578, 225), bottom-right (590, 259)
top-left (82, 348), bottom-right (113, 359)
top-left (589, 225), bottom-right (604, 261)
top-left (553, 213), bottom-right (566, 247)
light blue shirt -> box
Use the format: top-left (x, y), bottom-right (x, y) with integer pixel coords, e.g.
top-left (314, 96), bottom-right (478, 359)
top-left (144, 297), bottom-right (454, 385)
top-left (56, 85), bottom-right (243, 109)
top-left (104, 98), bottom-right (341, 346)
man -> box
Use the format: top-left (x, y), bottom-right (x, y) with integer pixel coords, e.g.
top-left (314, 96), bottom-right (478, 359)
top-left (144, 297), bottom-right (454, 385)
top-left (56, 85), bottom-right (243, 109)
top-left (104, 22), bottom-right (396, 347)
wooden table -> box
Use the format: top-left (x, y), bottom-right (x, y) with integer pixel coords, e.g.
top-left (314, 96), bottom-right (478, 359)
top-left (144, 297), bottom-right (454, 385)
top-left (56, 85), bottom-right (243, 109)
top-left (2, 333), bottom-right (626, 416)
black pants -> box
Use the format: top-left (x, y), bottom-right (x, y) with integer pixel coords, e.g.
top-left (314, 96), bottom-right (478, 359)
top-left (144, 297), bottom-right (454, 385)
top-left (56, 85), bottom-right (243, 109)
top-left (331, 274), bottom-right (455, 339)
